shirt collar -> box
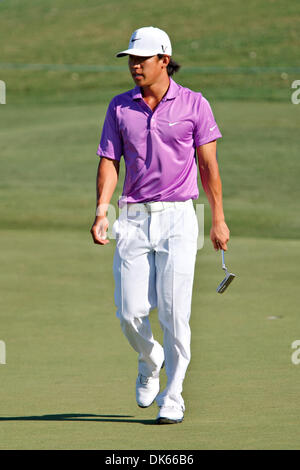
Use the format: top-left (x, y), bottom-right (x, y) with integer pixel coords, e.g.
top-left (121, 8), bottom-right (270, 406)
top-left (162, 78), bottom-right (179, 101)
top-left (131, 77), bottom-right (179, 102)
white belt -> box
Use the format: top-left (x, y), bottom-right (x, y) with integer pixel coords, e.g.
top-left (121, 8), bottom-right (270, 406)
top-left (126, 199), bottom-right (193, 214)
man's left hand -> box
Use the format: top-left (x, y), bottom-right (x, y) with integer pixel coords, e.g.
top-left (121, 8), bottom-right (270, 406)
top-left (210, 221), bottom-right (230, 251)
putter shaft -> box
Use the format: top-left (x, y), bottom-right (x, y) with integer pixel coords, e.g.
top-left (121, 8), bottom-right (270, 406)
top-left (221, 249), bottom-right (226, 271)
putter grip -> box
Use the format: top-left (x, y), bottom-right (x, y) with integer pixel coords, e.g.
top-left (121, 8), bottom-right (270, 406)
top-left (221, 250), bottom-right (226, 270)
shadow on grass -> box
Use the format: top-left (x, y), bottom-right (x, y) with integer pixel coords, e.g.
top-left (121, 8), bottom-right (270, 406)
top-left (0, 413), bottom-right (156, 425)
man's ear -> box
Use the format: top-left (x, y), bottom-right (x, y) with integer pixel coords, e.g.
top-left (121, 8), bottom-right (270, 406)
top-left (162, 55), bottom-right (170, 68)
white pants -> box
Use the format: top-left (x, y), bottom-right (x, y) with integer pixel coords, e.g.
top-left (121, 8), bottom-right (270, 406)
top-left (112, 199), bottom-right (198, 410)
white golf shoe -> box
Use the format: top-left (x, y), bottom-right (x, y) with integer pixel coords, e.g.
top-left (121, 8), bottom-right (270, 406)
top-left (156, 406), bottom-right (184, 424)
top-left (136, 373), bottom-right (160, 408)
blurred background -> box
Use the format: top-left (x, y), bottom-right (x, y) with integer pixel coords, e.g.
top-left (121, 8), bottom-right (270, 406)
top-left (0, 0), bottom-right (299, 450)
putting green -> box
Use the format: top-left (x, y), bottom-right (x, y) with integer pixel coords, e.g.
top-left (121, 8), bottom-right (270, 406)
top-left (0, 230), bottom-right (299, 449)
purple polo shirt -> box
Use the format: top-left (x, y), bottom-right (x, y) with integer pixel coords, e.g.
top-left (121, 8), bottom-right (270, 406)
top-left (97, 78), bottom-right (222, 206)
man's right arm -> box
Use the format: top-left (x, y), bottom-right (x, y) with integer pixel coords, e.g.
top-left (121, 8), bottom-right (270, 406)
top-left (90, 157), bottom-right (120, 245)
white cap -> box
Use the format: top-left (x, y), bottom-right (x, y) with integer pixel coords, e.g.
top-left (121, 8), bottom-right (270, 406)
top-left (116, 26), bottom-right (172, 58)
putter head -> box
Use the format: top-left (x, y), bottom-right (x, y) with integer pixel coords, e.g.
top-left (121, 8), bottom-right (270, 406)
top-left (216, 271), bottom-right (236, 294)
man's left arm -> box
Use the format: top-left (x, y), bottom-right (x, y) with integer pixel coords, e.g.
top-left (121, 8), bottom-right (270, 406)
top-left (197, 140), bottom-right (230, 251)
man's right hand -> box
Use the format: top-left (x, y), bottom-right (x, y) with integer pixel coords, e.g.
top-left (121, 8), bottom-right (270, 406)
top-left (90, 216), bottom-right (110, 245)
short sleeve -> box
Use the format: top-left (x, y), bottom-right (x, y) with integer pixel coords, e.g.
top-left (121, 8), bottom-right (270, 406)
top-left (193, 96), bottom-right (222, 147)
top-left (96, 98), bottom-right (123, 161)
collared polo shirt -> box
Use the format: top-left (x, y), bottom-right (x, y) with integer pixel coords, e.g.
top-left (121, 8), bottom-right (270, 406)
top-left (97, 78), bottom-right (222, 206)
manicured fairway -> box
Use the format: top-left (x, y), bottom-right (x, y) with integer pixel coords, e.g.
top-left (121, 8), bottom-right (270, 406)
top-left (0, 0), bottom-right (298, 104)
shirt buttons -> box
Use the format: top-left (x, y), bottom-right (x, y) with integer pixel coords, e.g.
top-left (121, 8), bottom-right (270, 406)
top-left (150, 117), bottom-right (156, 130)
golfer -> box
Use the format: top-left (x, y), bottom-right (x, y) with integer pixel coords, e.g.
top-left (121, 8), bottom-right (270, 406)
top-left (90, 26), bottom-right (230, 424)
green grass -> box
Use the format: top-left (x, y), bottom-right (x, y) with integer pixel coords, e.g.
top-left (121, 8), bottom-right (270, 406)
top-left (0, 0), bottom-right (299, 451)
top-left (0, 0), bottom-right (299, 103)
top-left (0, 231), bottom-right (299, 449)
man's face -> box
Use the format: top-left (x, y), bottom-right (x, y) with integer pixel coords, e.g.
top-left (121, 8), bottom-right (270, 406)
top-left (128, 55), bottom-right (168, 87)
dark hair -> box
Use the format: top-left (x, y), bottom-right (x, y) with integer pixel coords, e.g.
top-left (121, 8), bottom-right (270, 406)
top-left (157, 54), bottom-right (181, 76)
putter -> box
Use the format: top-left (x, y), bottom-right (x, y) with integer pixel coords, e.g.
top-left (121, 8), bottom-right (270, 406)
top-left (216, 250), bottom-right (236, 294)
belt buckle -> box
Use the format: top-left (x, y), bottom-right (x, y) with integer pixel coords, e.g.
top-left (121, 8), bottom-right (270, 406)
top-left (144, 202), bottom-right (153, 212)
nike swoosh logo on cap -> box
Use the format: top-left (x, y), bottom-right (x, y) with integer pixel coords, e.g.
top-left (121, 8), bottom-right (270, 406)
top-left (131, 38), bottom-right (141, 42)
top-left (210, 125), bottom-right (217, 131)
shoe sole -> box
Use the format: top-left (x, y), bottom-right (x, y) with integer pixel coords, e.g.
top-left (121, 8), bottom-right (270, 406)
top-left (137, 396), bottom-right (157, 408)
top-left (156, 417), bottom-right (183, 424)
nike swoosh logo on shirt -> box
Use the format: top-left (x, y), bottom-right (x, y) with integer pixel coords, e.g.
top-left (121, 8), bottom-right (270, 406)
top-left (210, 125), bottom-right (217, 131)
top-left (169, 122), bottom-right (180, 126)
